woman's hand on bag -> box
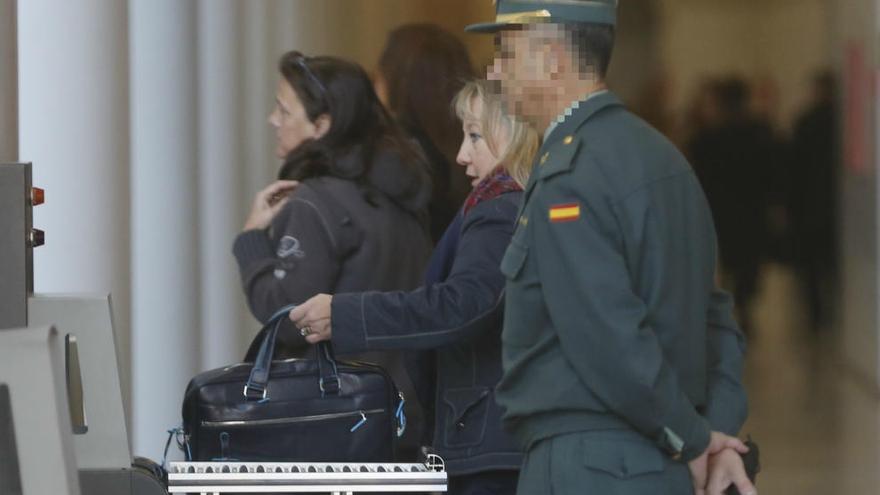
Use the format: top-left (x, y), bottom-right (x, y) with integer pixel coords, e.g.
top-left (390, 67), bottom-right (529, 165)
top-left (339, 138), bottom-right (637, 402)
top-left (244, 180), bottom-right (299, 231)
top-left (290, 294), bottom-right (332, 344)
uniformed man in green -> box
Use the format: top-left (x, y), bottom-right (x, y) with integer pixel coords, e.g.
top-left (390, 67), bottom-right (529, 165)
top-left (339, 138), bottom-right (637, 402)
top-left (466, 1), bottom-right (756, 494)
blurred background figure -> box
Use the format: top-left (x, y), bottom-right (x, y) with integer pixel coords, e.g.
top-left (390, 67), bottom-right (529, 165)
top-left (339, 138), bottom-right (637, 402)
top-left (374, 23), bottom-right (477, 243)
top-left (689, 77), bottom-right (779, 332)
top-left (748, 75), bottom-right (791, 272)
top-left (750, 74), bottom-right (782, 126)
top-left (787, 70), bottom-right (838, 332)
top-left (682, 77), bottom-right (725, 148)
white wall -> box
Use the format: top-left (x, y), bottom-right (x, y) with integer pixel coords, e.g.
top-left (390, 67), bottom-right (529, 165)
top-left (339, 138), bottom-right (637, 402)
top-left (18, 0), bottom-right (133, 423)
top-left (129, 0), bottom-right (201, 464)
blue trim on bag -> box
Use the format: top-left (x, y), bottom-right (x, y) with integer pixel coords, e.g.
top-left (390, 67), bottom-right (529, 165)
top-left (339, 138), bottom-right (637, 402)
top-left (350, 411), bottom-right (368, 432)
top-left (396, 393), bottom-right (407, 438)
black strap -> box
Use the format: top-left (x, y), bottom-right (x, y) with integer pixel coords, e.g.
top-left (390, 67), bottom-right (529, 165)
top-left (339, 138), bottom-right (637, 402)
top-left (316, 341), bottom-right (340, 396)
top-left (244, 304), bottom-right (341, 401)
top-left (244, 305), bottom-right (296, 400)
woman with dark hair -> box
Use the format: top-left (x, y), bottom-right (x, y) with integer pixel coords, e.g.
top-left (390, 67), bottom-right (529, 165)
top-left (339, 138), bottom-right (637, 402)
top-left (375, 23), bottom-right (477, 243)
top-left (232, 51), bottom-right (432, 458)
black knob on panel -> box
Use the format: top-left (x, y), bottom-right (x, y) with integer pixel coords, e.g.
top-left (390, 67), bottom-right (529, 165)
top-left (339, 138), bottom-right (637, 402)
top-left (30, 229), bottom-right (45, 248)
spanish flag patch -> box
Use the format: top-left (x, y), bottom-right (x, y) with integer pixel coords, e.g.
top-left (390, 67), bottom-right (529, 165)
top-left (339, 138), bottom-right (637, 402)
top-left (549, 203), bottom-right (581, 223)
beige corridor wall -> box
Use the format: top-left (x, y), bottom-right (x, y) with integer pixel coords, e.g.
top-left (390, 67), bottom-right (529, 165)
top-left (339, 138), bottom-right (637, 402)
top-left (833, 0), bottom-right (879, 389)
top-left (657, 0), bottom-right (880, 390)
top-left (829, 0), bottom-right (880, 485)
top-left (268, 0), bottom-right (495, 76)
top-left (658, 0), bottom-right (832, 130)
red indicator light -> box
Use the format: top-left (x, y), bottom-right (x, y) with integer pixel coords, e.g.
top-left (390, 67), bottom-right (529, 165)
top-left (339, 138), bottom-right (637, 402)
top-left (31, 187), bottom-right (44, 206)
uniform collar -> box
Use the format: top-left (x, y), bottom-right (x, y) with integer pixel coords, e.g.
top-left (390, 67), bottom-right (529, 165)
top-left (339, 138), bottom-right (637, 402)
top-left (517, 90), bottom-right (624, 209)
top-left (543, 90), bottom-right (623, 146)
top-left (543, 89), bottom-right (608, 140)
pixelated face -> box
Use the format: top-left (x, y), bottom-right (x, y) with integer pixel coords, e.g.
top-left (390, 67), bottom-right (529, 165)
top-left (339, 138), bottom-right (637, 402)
top-left (268, 78), bottom-right (321, 159)
top-left (488, 24), bottom-right (597, 126)
top-left (489, 27), bottom-right (550, 124)
top-left (491, 24), bottom-right (577, 125)
top-left (456, 97), bottom-right (509, 187)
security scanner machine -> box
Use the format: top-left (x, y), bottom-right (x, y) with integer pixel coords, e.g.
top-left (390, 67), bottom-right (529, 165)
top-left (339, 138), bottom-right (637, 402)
top-left (0, 162), bottom-right (167, 495)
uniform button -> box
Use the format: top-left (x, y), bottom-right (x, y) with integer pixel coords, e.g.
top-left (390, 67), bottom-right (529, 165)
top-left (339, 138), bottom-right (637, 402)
top-left (563, 135), bottom-right (574, 145)
top-left (456, 421), bottom-right (465, 430)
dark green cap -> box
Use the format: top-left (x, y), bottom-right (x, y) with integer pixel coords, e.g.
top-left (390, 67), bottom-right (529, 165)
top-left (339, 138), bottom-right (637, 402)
top-left (465, 0), bottom-right (617, 33)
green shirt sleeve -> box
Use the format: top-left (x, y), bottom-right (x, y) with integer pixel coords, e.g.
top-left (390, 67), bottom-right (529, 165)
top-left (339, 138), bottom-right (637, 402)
top-left (705, 287), bottom-right (749, 435)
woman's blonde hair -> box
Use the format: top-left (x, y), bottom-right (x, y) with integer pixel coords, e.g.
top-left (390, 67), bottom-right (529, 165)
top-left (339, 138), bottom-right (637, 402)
top-left (453, 80), bottom-right (540, 187)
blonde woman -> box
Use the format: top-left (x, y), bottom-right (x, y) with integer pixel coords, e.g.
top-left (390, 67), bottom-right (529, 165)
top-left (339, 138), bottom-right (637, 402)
top-left (291, 79), bottom-right (539, 494)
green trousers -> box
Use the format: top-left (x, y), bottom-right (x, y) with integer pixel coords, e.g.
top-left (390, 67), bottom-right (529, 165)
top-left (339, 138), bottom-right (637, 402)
top-left (517, 429), bottom-right (694, 495)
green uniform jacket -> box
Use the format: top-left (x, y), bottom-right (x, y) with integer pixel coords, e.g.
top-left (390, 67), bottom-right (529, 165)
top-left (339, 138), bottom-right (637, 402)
top-left (495, 92), bottom-right (748, 463)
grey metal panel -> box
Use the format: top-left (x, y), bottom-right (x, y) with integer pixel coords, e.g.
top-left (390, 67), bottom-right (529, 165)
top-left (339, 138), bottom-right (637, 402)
top-left (28, 294), bottom-right (131, 470)
top-left (66, 334), bottom-right (88, 435)
top-left (0, 163), bottom-right (31, 329)
top-left (78, 469), bottom-right (167, 495)
top-left (130, 469), bottom-right (168, 495)
top-left (0, 384), bottom-right (23, 495)
top-left (0, 0), bottom-right (17, 164)
top-left (0, 326), bottom-right (81, 495)
top-left (77, 470), bottom-right (128, 494)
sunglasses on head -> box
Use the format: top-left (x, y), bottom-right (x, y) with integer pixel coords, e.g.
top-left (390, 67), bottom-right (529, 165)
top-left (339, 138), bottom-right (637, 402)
top-left (294, 54), bottom-right (328, 99)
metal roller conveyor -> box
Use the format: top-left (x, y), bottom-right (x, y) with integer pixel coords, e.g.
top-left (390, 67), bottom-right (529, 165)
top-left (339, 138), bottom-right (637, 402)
top-left (167, 454), bottom-right (447, 494)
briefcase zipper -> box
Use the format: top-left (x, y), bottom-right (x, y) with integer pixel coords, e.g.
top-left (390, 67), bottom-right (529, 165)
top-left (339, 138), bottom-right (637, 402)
top-left (200, 409), bottom-right (385, 428)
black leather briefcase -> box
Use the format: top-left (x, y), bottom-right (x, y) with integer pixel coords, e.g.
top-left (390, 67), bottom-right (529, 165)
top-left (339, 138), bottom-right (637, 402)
top-left (181, 305), bottom-right (403, 462)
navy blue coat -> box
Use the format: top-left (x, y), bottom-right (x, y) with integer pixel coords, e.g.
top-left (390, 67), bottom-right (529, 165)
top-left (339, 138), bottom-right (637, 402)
top-left (331, 191), bottom-right (523, 476)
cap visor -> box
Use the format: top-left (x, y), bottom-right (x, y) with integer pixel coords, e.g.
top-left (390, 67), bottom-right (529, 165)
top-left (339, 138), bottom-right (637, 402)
top-left (464, 21), bottom-right (513, 33)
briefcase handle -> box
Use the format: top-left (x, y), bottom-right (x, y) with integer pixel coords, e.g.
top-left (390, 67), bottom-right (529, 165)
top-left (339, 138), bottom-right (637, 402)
top-left (244, 304), bottom-right (341, 401)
